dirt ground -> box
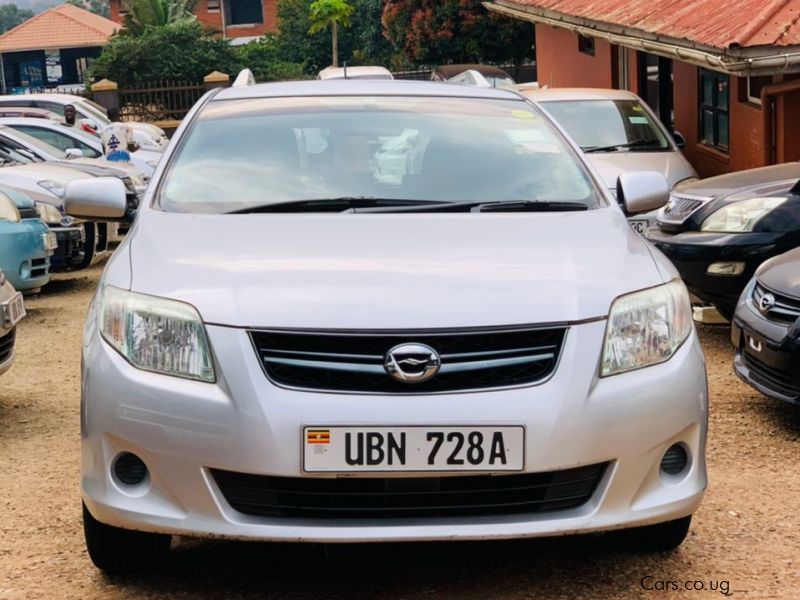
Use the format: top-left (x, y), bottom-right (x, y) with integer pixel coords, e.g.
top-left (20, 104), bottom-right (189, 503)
top-left (1, 265), bottom-right (799, 599)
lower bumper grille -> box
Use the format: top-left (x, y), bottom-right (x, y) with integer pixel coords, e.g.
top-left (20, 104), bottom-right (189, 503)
top-left (212, 463), bottom-right (609, 520)
top-left (742, 352), bottom-right (800, 399)
top-left (30, 257), bottom-right (48, 278)
top-left (0, 328), bottom-right (16, 364)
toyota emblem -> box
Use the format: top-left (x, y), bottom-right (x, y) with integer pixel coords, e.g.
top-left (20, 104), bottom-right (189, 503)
top-left (758, 293), bottom-right (776, 314)
top-left (384, 343), bottom-right (441, 384)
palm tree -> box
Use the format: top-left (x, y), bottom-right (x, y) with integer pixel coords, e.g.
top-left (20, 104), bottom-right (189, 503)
top-left (121, 0), bottom-right (198, 36)
top-left (308, 0), bottom-right (354, 68)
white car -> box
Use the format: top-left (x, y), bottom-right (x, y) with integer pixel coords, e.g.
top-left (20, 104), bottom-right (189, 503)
top-left (67, 80), bottom-right (707, 573)
top-left (517, 88), bottom-right (697, 233)
top-left (0, 94), bottom-right (168, 151)
top-left (0, 117), bottom-right (160, 181)
top-left (0, 269), bottom-right (25, 376)
top-left (318, 65), bottom-right (394, 80)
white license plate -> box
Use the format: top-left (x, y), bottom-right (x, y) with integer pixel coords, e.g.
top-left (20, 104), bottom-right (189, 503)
top-left (2, 292), bottom-right (26, 328)
top-left (303, 426), bottom-right (525, 473)
top-left (43, 231), bottom-right (58, 251)
top-left (629, 219), bottom-right (648, 234)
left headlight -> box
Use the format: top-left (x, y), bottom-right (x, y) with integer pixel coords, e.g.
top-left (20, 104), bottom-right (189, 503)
top-left (99, 285), bottom-right (216, 383)
top-left (0, 194), bottom-right (20, 223)
top-left (35, 202), bottom-right (63, 225)
top-left (701, 197), bottom-right (786, 233)
top-left (601, 279), bottom-right (692, 377)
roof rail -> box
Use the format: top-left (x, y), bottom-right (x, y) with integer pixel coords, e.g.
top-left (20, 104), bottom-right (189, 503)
top-left (232, 69), bottom-right (255, 88)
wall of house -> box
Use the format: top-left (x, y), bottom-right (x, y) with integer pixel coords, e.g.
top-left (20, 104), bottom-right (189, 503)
top-left (775, 85), bottom-right (800, 164)
top-left (109, 0), bottom-right (278, 38)
top-left (534, 24), bottom-right (614, 88)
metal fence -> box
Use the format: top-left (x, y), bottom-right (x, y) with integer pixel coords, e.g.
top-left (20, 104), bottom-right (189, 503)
top-left (118, 80), bottom-right (205, 122)
top-left (393, 63), bottom-right (537, 84)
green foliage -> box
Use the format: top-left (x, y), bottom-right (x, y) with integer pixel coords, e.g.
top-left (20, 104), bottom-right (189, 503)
top-left (382, 0), bottom-right (534, 66)
top-left (0, 3), bottom-right (34, 34)
top-left (308, 0), bottom-right (353, 34)
top-left (120, 0), bottom-right (198, 36)
top-left (65, 0), bottom-right (110, 18)
top-left (234, 35), bottom-right (309, 82)
top-left (88, 20), bottom-right (240, 85)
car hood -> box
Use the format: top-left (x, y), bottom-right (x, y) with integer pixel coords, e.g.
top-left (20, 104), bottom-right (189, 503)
top-left (125, 207), bottom-right (664, 329)
top-left (757, 247), bottom-right (800, 299)
top-left (673, 162), bottom-right (800, 199)
top-left (588, 151), bottom-right (696, 191)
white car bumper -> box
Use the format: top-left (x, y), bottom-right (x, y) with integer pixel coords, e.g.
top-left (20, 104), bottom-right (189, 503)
top-left (81, 319), bottom-right (707, 542)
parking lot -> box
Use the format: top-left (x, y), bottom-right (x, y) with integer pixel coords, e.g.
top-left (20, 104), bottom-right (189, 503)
top-left (0, 265), bottom-right (796, 599)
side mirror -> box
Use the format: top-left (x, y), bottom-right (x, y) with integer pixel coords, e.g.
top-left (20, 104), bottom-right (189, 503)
top-left (617, 171), bottom-right (670, 215)
top-left (672, 131), bottom-right (687, 150)
top-left (65, 148), bottom-right (83, 158)
top-left (64, 177), bottom-right (127, 220)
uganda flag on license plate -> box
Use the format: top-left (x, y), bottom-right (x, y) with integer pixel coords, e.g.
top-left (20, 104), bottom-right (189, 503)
top-left (307, 430), bottom-right (330, 444)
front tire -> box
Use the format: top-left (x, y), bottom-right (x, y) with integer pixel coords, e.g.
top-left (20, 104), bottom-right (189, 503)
top-left (83, 502), bottom-right (171, 573)
top-left (617, 515), bottom-right (692, 552)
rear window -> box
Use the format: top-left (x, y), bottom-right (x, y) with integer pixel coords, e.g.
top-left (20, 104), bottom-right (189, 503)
top-left (159, 95), bottom-right (601, 213)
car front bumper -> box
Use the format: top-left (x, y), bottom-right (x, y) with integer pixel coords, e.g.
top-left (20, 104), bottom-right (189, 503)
top-left (732, 292), bottom-right (800, 405)
top-left (645, 228), bottom-right (793, 318)
top-left (49, 224), bottom-right (86, 272)
top-left (0, 219), bottom-right (52, 291)
top-left (82, 319), bottom-right (708, 542)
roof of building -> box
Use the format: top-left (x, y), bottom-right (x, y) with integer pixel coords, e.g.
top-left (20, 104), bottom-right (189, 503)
top-left (491, 0), bottom-right (800, 50)
top-left (0, 4), bottom-right (118, 53)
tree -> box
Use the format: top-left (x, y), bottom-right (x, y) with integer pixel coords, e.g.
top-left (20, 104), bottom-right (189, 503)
top-left (382, 0), bottom-right (534, 67)
top-left (119, 0), bottom-right (198, 36)
top-left (88, 20), bottom-right (239, 85)
top-left (66, 0), bottom-right (110, 18)
top-left (308, 0), bottom-right (354, 68)
top-left (0, 4), bottom-right (34, 35)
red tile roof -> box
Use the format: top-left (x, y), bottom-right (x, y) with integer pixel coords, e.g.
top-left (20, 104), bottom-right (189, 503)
top-left (495, 0), bottom-right (800, 50)
top-left (0, 3), bottom-right (118, 53)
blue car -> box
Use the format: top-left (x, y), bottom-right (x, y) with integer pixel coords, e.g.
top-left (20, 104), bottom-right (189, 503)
top-left (0, 184), bottom-right (53, 292)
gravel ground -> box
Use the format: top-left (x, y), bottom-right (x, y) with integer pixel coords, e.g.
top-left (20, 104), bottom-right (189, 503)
top-left (2, 265), bottom-right (799, 599)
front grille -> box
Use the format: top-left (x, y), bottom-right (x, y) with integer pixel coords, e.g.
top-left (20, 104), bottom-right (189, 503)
top-left (658, 194), bottom-right (710, 224)
top-left (753, 282), bottom-right (800, 324)
top-left (0, 328), bottom-right (16, 364)
top-left (250, 326), bottom-right (567, 393)
top-left (742, 352), bottom-right (800, 399)
top-left (212, 463), bottom-right (609, 520)
top-left (30, 257), bottom-right (48, 278)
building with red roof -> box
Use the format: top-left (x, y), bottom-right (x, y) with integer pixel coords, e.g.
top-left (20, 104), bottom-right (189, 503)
top-left (0, 3), bottom-right (119, 92)
top-left (487, 0), bottom-right (800, 176)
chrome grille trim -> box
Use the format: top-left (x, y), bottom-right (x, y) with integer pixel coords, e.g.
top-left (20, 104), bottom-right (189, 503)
top-left (657, 193), bottom-right (713, 225)
top-left (753, 282), bottom-right (800, 324)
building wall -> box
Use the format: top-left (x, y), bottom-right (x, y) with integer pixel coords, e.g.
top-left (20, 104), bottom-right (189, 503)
top-left (534, 24), bottom-right (614, 88)
top-left (109, 0), bottom-right (278, 38)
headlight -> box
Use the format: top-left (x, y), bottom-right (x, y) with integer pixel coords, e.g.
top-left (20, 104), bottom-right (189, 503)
top-left (0, 194), bottom-right (20, 222)
top-left (35, 202), bottom-right (63, 225)
top-left (99, 286), bottom-right (215, 382)
top-left (701, 197), bottom-right (786, 232)
top-left (601, 279), bottom-right (692, 377)
top-left (38, 180), bottom-right (67, 199)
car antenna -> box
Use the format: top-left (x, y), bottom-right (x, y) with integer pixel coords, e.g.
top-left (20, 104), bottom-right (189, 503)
top-left (343, 62), bottom-right (348, 80)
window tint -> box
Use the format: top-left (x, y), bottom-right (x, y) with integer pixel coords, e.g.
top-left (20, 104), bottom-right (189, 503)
top-left (14, 125), bottom-right (99, 157)
top-left (160, 96), bottom-right (600, 213)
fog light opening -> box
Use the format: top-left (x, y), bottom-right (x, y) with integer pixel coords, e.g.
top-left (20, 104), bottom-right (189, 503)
top-left (707, 261), bottom-right (745, 276)
top-left (113, 452), bottom-right (148, 486)
top-left (660, 443), bottom-right (690, 476)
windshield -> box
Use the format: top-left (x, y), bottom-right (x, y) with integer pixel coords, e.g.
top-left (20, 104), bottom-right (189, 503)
top-left (159, 96), bottom-right (600, 213)
top-left (75, 98), bottom-right (111, 126)
top-left (543, 99), bottom-right (670, 152)
top-left (2, 127), bottom-right (65, 159)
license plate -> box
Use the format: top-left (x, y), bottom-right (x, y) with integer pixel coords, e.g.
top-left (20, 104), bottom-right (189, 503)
top-left (629, 219), bottom-right (648, 234)
top-left (42, 231), bottom-right (58, 251)
top-left (1, 292), bottom-right (26, 328)
top-left (303, 426), bottom-right (525, 473)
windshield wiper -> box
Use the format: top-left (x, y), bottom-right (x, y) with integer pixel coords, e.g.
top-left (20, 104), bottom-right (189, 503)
top-left (583, 139), bottom-right (663, 153)
top-left (226, 197), bottom-right (440, 214)
top-left (354, 200), bottom-right (589, 213)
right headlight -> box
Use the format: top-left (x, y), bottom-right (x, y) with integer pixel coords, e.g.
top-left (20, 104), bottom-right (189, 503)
top-left (99, 285), bottom-right (216, 383)
top-left (601, 279), bottom-right (692, 377)
top-left (701, 197), bottom-right (786, 232)
top-left (0, 193), bottom-right (20, 223)
top-left (35, 202), bottom-right (63, 225)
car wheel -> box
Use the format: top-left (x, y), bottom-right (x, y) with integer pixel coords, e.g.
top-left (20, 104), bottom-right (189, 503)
top-left (82, 502), bottom-right (171, 573)
top-left (617, 515), bottom-right (692, 553)
top-left (76, 223), bottom-right (96, 270)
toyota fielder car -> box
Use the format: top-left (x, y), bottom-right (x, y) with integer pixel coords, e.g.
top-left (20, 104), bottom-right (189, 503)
top-left (67, 80), bottom-right (708, 573)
